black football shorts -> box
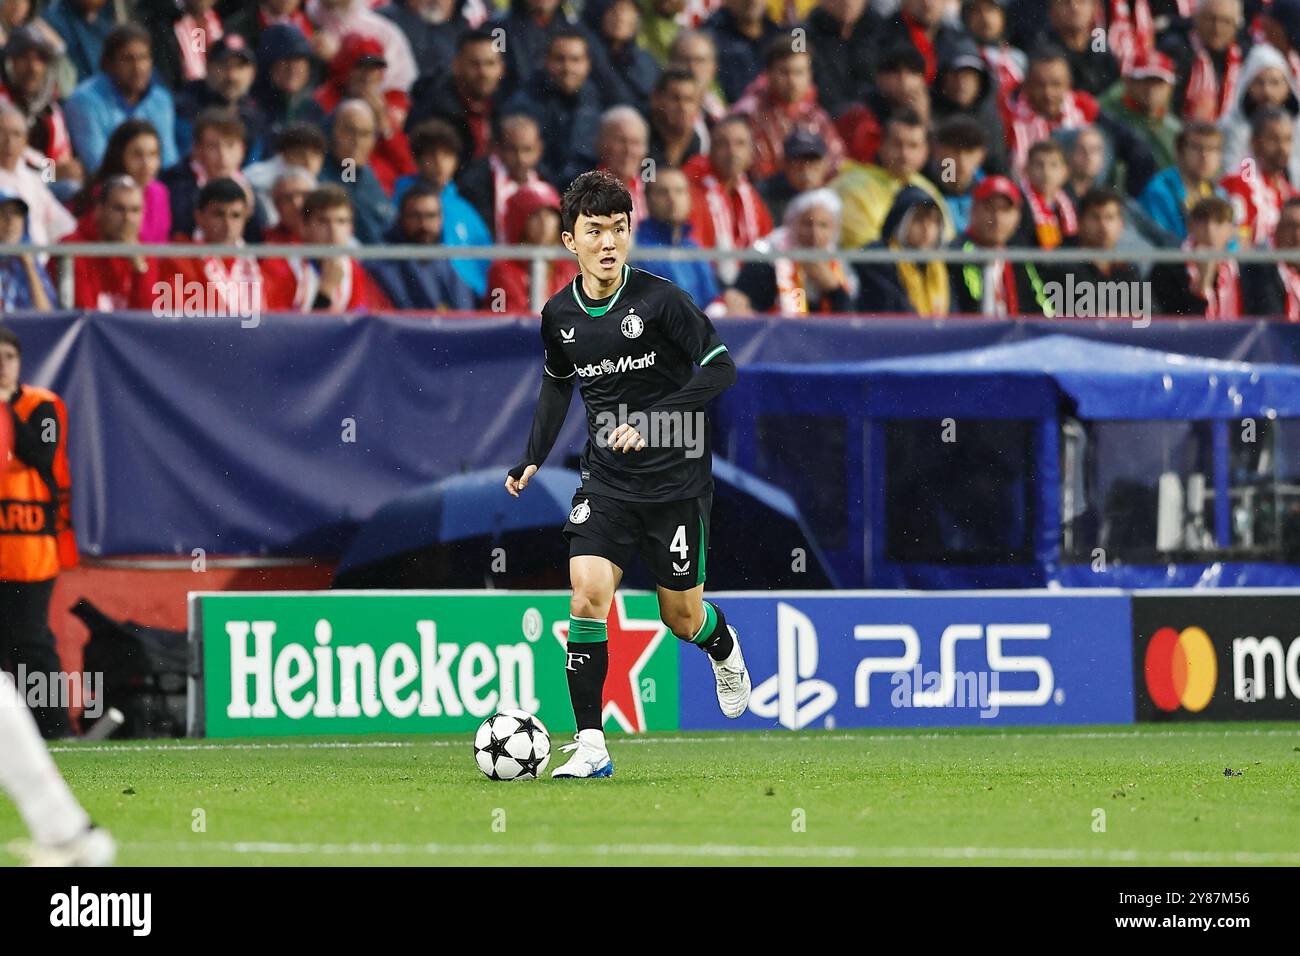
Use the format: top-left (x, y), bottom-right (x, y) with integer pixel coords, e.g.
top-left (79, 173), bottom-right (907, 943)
top-left (563, 491), bottom-right (712, 591)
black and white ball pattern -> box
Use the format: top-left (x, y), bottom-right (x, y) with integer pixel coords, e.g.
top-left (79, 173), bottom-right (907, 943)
top-left (474, 710), bottom-right (551, 780)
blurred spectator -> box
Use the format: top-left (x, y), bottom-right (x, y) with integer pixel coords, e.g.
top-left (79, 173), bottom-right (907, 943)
top-left (833, 111), bottom-right (952, 249)
top-left (758, 128), bottom-right (831, 224)
top-left (175, 34), bottom-right (267, 161)
top-left (0, 105), bottom-right (74, 249)
top-left (1016, 139), bottom-right (1076, 249)
top-left (1219, 44), bottom-right (1300, 186)
top-left (669, 29), bottom-right (725, 126)
top-left (702, 0), bottom-right (781, 104)
top-left (320, 98), bottom-right (394, 243)
top-left (0, 192), bottom-right (52, 310)
top-left (927, 115), bottom-right (988, 235)
top-left (59, 175), bottom-right (158, 310)
top-left (457, 112), bottom-right (547, 241)
top-left (932, 35), bottom-right (1008, 175)
top-left (1139, 120), bottom-right (1225, 240)
top-left (648, 67), bottom-right (703, 168)
top-left (854, 186), bottom-right (948, 316)
top-left (159, 177), bottom-right (293, 314)
top-left (0, 26), bottom-right (78, 188)
top-left (308, 0), bottom-right (417, 94)
top-left (396, 118), bottom-right (491, 296)
top-left (683, 115), bottom-right (773, 288)
top-left (1161, 0), bottom-right (1246, 123)
top-left (378, 0), bottom-right (464, 78)
top-left (1099, 49), bottom-right (1180, 180)
top-left (143, 0), bottom-right (224, 90)
top-left (1150, 195), bottom-right (1239, 317)
top-left (315, 35), bottom-right (416, 194)
top-left (224, 0), bottom-right (316, 52)
top-left (639, 0), bottom-right (686, 67)
top-left (64, 24), bottom-right (179, 173)
top-left (406, 28), bottom-right (506, 169)
top-left (948, 175), bottom-right (1054, 316)
top-left (1222, 107), bottom-right (1298, 246)
top-left (244, 121), bottom-right (326, 226)
top-left (262, 165), bottom-right (315, 241)
top-left (367, 182), bottom-right (477, 308)
top-left (804, 0), bottom-right (880, 120)
top-left (962, 0), bottom-right (1025, 94)
top-left (253, 25), bottom-right (329, 147)
top-left (1242, 196), bottom-right (1300, 316)
top-left (1033, 0), bottom-right (1118, 98)
top-left (869, 0), bottom-right (964, 85)
top-left (503, 28), bottom-right (602, 189)
top-left (41, 0), bottom-right (116, 86)
top-left (161, 107), bottom-right (263, 241)
top-left (596, 105), bottom-right (650, 223)
top-left (78, 118), bottom-right (171, 243)
top-left (836, 46), bottom-right (928, 166)
top-left (634, 165), bottom-right (720, 308)
top-left (728, 35), bottom-right (844, 181)
top-left (1058, 187), bottom-right (1141, 307)
top-left (291, 183), bottom-right (390, 309)
top-left (735, 188), bottom-right (856, 314)
top-left (496, 0), bottom-right (576, 97)
top-left (1058, 123), bottom-right (1177, 251)
top-left (485, 181), bottom-right (577, 312)
top-left (1004, 47), bottom-right (1099, 177)
top-left (583, 0), bottom-right (660, 113)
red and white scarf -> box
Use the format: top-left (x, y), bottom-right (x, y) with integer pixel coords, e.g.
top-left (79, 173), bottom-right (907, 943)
top-left (174, 2), bottom-right (223, 83)
top-left (1006, 92), bottom-right (1089, 176)
top-left (983, 44), bottom-right (1024, 100)
top-left (1184, 34), bottom-right (1241, 122)
top-left (193, 228), bottom-right (262, 314)
top-left (1278, 263), bottom-right (1300, 320)
top-left (1226, 166), bottom-right (1297, 246)
top-left (981, 258), bottom-right (1020, 316)
top-left (756, 226), bottom-right (851, 315)
top-left (1184, 240), bottom-right (1240, 319)
top-left (699, 170), bottom-right (765, 285)
top-left (1107, 0), bottom-right (1154, 72)
top-left (290, 255), bottom-right (354, 311)
top-left (1019, 179), bottom-right (1077, 249)
top-left (490, 153), bottom-right (542, 242)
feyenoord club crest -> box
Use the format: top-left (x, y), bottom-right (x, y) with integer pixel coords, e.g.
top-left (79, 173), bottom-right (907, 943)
top-left (569, 500), bottom-right (591, 524)
top-left (621, 309), bottom-right (644, 339)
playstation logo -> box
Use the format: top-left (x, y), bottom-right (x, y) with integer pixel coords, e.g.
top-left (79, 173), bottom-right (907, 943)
top-left (748, 602), bottom-right (837, 730)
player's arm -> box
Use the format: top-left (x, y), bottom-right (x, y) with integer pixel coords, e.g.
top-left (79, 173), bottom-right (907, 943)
top-left (610, 291), bottom-right (736, 452)
top-left (506, 322), bottom-right (576, 496)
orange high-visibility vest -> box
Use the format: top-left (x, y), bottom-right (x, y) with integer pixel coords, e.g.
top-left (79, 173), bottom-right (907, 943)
top-left (0, 385), bottom-right (77, 581)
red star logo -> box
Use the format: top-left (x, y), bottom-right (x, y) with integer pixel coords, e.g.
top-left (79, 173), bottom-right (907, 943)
top-left (553, 593), bottom-right (666, 733)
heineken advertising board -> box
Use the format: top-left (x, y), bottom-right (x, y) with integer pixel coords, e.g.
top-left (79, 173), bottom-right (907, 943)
top-left (189, 591), bottom-right (680, 737)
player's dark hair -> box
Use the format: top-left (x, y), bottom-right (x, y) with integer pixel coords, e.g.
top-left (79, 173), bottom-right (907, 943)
top-left (560, 169), bottom-right (634, 234)
top-left (1077, 186), bottom-right (1124, 219)
top-left (196, 177), bottom-right (247, 210)
top-left (0, 324), bottom-right (19, 356)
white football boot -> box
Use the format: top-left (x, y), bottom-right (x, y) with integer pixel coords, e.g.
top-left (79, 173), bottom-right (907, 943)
top-left (13, 825), bottom-right (117, 867)
top-left (550, 728), bottom-right (614, 779)
top-left (711, 626), bottom-right (751, 718)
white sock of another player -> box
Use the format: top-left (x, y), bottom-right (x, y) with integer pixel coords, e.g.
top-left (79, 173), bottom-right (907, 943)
top-left (0, 669), bottom-right (90, 846)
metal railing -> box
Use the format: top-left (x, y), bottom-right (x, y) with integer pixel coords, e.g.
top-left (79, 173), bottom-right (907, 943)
top-left (9, 241), bottom-right (1299, 314)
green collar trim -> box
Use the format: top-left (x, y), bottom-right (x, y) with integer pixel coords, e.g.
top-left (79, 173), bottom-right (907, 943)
top-left (572, 264), bottom-right (630, 317)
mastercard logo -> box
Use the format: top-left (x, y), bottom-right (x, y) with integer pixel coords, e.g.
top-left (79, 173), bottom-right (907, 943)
top-left (1144, 626), bottom-right (1218, 712)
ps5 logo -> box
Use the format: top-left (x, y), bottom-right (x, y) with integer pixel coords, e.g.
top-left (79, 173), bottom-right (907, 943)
top-left (749, 602), bottom-right (837, 729)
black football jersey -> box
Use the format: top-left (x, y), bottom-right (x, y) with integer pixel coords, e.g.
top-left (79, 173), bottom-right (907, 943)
top-left (539, 265), bottom-right (730, 502)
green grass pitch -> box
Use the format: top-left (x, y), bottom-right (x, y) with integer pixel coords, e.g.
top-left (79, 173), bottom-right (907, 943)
top-left (3, 724), bottom-right (1298, 866)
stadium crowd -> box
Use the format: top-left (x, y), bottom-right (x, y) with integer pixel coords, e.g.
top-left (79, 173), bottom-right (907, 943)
top-left (0, 0), bottom-right (1298, 316)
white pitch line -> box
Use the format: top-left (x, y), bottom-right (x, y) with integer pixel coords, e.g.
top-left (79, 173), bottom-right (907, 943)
top-left (116, 840), bottom-right (1300, 865)
top-left (47, 727), bottom-right (1300, 754)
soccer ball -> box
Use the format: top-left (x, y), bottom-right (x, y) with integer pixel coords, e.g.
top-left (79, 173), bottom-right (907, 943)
top-left (473, 710), bottom-right (551, 780)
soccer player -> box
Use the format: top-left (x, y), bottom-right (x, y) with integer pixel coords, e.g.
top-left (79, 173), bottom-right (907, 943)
top-left (0, 670), bottom-right (115, 865)
top-left (505, 170), bottom-right (749, 779)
